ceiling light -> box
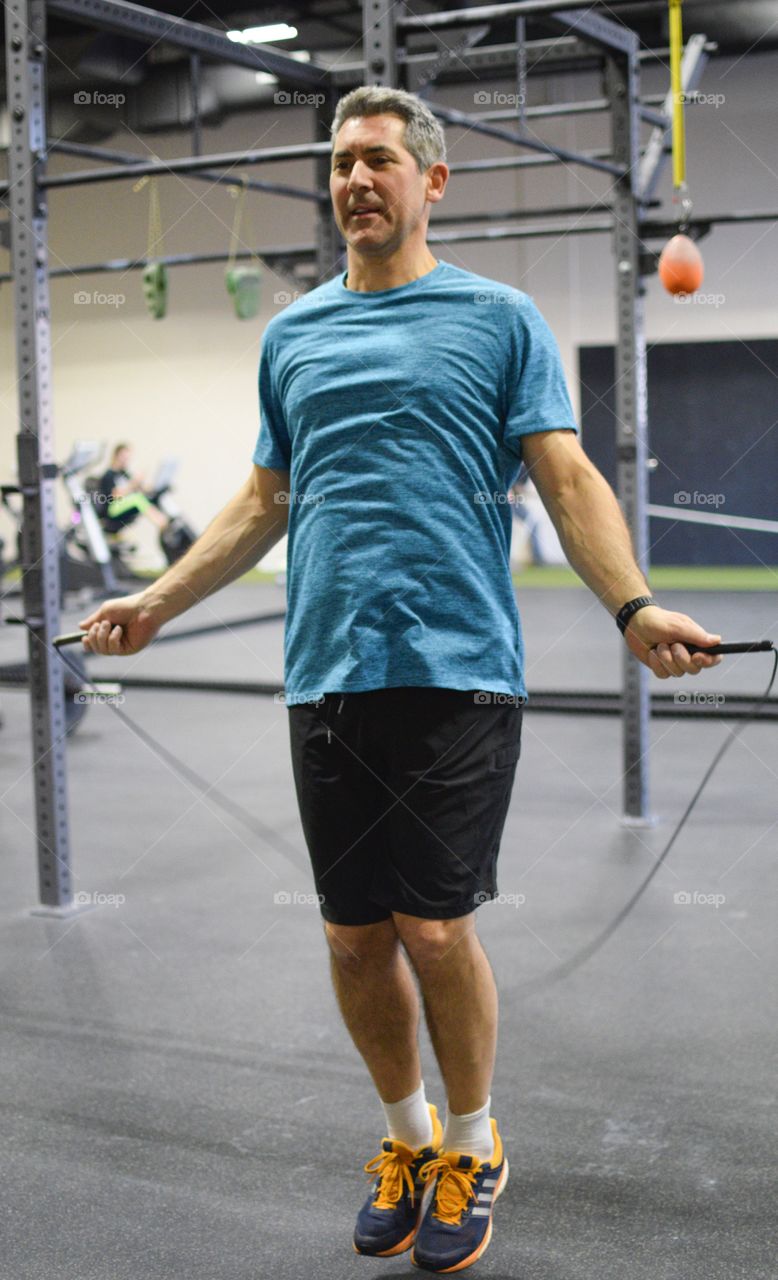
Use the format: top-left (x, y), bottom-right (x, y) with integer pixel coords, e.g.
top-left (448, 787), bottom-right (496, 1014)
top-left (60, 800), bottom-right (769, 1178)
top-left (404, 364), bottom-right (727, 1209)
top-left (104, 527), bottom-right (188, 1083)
top-left (228, 23), bottom-right (298, 44)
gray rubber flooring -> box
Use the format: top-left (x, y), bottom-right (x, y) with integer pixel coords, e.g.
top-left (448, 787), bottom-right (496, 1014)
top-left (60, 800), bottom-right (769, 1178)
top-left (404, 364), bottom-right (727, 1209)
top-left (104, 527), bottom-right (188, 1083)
top-left (1, 584), bottom-right (776, 1279)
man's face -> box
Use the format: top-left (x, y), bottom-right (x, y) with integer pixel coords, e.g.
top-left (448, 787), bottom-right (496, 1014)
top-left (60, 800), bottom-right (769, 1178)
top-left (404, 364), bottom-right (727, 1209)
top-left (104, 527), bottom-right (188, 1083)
top-left (330, 113), bottom-right (446, 256)
top-left (116, 448), bottom-right (131, 470)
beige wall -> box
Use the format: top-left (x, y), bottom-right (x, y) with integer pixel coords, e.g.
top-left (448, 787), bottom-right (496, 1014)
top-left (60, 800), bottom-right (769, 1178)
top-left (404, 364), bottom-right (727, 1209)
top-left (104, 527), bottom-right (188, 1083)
top-left (1, 49), bottom-right (775, 568)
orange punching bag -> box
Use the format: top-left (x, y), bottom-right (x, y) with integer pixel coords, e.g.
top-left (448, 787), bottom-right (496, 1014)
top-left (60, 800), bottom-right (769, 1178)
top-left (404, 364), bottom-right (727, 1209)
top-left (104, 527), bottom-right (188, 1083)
top-left (658, 233), bottom-right (704, 296)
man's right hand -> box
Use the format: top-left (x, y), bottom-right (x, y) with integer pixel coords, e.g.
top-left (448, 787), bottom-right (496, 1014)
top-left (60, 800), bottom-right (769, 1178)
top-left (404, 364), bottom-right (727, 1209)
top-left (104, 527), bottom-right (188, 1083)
top-left (79, 592), bottom-right (163, 656)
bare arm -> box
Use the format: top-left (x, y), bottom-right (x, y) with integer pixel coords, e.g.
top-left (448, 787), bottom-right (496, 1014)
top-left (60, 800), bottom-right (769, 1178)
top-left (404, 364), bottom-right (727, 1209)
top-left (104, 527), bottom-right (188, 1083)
top-left (521, 431), bottom-right (649, 612)
top-left (141, 464), bottom-right (290, 624)
top-left (521, 431), bottom-right (721, 678)
top-left (80, 465), bottom-right (290, 654)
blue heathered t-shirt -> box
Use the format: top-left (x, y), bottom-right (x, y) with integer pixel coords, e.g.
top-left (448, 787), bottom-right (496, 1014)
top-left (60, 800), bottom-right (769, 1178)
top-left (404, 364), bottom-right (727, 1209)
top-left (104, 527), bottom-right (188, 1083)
top-left (252, 259), bottom-right (578, 706)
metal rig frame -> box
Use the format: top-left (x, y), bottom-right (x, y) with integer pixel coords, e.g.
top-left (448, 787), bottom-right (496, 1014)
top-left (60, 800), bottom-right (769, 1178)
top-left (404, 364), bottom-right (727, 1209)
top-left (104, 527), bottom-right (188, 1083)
top-left (4, 0), bottom-right (712, 910)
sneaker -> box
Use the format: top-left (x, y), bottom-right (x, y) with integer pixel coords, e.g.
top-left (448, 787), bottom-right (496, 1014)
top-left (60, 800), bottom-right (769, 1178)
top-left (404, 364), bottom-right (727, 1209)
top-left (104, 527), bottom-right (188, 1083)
top-left (353, 1103), bottom-right (444, 1257)
top-left (411, 1118), bottom-right (508, 1273)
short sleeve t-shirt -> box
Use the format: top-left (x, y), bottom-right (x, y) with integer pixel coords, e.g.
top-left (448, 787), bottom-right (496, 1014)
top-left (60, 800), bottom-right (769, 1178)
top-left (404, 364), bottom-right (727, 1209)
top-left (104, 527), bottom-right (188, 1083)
top-left (252, 259), bottom-right (578, 706)
top-left (97, 468), bottom-right (129, 506)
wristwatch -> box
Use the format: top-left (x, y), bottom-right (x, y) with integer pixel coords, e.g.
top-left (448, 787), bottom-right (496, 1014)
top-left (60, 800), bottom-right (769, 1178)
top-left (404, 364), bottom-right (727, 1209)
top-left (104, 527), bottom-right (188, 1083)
top-left (616, 595), bottom-right (655, 635)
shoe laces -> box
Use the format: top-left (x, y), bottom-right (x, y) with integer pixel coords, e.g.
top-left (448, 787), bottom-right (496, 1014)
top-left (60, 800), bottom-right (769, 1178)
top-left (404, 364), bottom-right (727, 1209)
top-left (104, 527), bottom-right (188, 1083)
top-left (418, 1155), bottom-right (481, 1226)
top-left (363, 1144), bottom-right (418, 1210)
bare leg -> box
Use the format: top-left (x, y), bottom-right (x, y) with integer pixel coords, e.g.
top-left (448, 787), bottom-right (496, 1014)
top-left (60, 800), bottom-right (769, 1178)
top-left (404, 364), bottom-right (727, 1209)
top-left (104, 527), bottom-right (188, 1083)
top-left (394, 913), bottom-right (498, 1115)
top-left (325, 919), bottom-right (423, 1103)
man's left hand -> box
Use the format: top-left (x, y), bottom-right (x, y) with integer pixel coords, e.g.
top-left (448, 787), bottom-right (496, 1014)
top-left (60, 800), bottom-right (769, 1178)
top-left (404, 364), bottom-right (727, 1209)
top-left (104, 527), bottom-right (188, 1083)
top-left (623, 605), bottom-right (723, 679)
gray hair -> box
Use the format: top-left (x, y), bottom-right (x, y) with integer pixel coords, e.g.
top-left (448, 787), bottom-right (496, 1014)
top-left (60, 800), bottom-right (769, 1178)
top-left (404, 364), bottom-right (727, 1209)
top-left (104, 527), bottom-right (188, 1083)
top-left (330, 86), bottom-right (447, 174)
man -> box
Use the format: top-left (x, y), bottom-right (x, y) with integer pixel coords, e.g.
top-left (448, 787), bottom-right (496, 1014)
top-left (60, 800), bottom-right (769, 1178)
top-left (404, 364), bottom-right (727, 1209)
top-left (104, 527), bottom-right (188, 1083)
top-left (80, 86), bottom-right (722, 1274)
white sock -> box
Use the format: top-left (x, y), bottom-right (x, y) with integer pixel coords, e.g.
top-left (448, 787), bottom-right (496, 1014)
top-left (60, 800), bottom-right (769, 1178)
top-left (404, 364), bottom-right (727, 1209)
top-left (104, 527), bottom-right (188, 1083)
top-left (443, 1096), bottom-right (494, 1163)
top-left (381, 1080), bottom-right (434, 1151)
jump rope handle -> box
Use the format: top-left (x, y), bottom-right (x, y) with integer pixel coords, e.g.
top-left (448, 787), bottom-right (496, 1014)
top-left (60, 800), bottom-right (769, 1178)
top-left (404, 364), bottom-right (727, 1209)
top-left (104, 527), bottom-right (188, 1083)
top-left (53, 631), bottom-right (90, 648)
top-left (684, 641), bottom-right (774, 655)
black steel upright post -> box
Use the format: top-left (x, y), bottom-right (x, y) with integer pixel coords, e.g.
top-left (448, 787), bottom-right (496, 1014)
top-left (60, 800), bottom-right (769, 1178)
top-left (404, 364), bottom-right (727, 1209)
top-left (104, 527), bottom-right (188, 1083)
top-left (606, 40), bottom-right (653, 824)
top-left (5, 0), bottom-right (75, 907)
top-left (363, 0), bottom-right (401, 87)
top-left (315, 88), bottom-right (345, 284)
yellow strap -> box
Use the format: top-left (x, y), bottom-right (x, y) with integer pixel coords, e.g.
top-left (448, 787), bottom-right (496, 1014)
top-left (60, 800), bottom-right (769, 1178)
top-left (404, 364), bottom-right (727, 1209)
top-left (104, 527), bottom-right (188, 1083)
top-left (227, 177), bottom-right (261, 272)
top-left (133, 168), bottom-right (164, 261)
top-left (148, 177), bottom-right (163, 260)
top-left (669, 0), bottom-right (686, 191)
top-left (227, 179), bottom-right (247, 273)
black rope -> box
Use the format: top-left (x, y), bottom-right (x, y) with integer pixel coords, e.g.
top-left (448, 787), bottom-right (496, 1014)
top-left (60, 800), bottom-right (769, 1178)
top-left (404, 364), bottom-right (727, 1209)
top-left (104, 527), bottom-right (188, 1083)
top-left (44, 631), bottom-right (308, 872)
top-left (7, 618), bottom-right (778, 985)
top-left (517, 646), bottom-right (778, 991)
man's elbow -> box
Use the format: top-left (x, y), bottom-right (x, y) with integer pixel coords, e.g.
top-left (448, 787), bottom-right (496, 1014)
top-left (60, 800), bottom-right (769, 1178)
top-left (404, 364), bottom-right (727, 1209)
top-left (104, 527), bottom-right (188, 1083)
top-left (248, 465), bottom-right (291, 519)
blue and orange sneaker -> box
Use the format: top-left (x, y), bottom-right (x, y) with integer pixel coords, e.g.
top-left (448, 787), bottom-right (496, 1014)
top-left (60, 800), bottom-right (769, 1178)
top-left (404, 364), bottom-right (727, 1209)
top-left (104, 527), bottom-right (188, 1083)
top-left (411, 1118), bottom-right (508, 1273)
top-left (353, 1104), bottom-right (444, 1258)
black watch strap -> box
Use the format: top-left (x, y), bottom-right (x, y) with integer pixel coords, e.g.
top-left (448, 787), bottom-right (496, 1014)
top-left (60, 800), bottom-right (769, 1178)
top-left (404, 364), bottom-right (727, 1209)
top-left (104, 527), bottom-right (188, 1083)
top-left (616, 595), bottom-right (655, 635)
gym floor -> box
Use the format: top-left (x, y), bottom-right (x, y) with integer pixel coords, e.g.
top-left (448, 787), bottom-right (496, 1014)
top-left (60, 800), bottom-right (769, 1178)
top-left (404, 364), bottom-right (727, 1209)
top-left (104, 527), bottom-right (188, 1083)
top-left (1, 583), bottom-right (776, 1280)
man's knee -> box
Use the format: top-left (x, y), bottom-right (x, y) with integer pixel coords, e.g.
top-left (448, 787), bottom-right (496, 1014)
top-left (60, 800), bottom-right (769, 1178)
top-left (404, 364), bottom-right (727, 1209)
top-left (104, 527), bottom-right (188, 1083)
top-left (324, 917), bottom-right (400, 971)
top-left (392, 911), bottom-right (475, 968)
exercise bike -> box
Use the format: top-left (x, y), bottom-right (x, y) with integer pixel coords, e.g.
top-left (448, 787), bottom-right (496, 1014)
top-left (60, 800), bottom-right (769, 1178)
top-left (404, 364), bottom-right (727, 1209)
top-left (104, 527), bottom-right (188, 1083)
top-left (73, 443), bottom-right (198, 580)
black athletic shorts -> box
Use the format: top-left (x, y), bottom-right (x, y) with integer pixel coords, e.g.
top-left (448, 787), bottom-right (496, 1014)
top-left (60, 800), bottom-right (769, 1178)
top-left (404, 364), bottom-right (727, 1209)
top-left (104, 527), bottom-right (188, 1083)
top-left (287, 687), bottom-right (523, 925)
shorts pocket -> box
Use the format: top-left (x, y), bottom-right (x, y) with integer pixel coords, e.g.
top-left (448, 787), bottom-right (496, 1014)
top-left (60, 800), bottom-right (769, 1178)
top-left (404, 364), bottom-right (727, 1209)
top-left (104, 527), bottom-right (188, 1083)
top-left (490, 739), bottom-right (522, 771)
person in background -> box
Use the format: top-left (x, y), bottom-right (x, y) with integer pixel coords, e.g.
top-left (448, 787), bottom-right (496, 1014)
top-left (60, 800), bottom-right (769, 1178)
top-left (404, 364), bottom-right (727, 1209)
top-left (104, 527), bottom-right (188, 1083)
top-left (97, 443), bottom-right (171, 534)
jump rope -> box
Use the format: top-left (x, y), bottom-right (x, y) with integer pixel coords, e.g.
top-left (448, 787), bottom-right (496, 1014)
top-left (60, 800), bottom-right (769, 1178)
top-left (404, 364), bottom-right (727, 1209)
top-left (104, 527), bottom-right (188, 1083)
top-left (9, 619), bottom-right (778, 990)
